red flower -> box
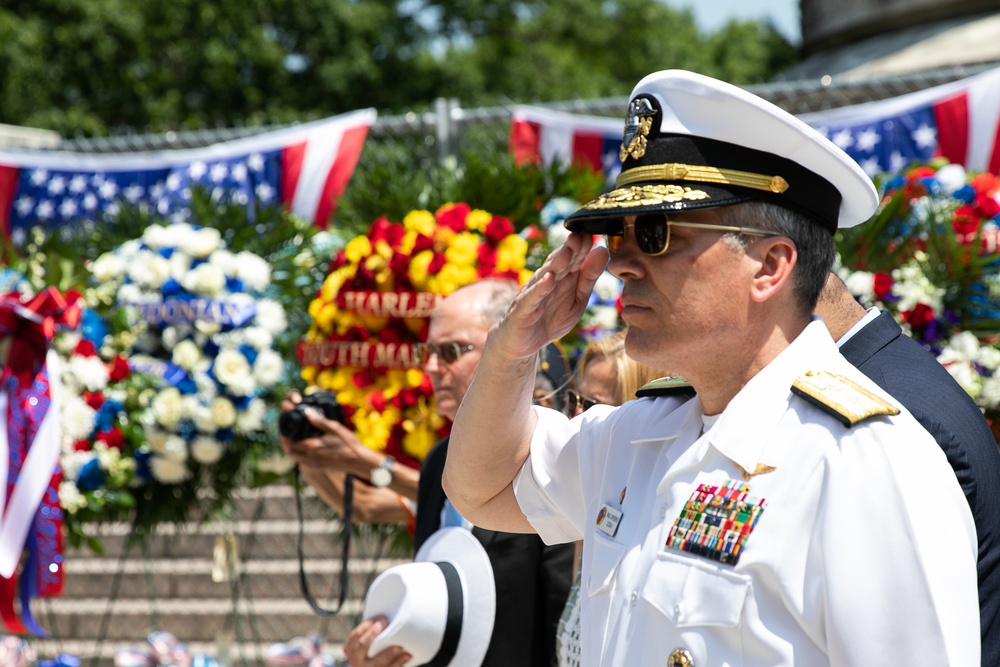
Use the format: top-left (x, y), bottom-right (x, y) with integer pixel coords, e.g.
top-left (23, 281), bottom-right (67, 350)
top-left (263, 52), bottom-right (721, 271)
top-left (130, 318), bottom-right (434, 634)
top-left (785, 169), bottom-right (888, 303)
top-left (521, 225), bottom-right (545, 241)
top-left (82, 391), bottom-right (104, 410)
top-left (97, 427), bottom-right (125, 450)
top-left (906, 166), bottom-right (937, 181)
top-left (428, 252), bottom-right (447, 274)
top-left (952, 204), bottom-right (979, 242)
top-left (411, 233), bottom-right (434, 255)
top-left (369, 216), bottom-right (406, 247)
top-left (902, 303), bottom-right (936, 334)
top-left (352, 369), bottom-right (375, 388)
top-left (976, 192), bottom-right (1000, 219)
top-left (368, 391), bottom-right (387, 412)
top-left (74, 339), bottom-right (98, 357)
top-left (72, 439), bottom-right (91, 452)
top-left (435, 203), bottom-right (471, 232)
top-left (108, 355), bottom-right (130, 382)
top-left (477, 245), bottom-right (497, 277)
top-left (389, 252), bottom-right (412, 282)
top-left (873, 272), bottom-right (893, 300)
top-left (483, 216), bottom-right (515, 244)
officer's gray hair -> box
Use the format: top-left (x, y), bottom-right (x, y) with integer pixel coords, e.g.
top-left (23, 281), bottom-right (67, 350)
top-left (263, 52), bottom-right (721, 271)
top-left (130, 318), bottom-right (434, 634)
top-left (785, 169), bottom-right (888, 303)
top-left (718, 201), bottom-right (835, 313)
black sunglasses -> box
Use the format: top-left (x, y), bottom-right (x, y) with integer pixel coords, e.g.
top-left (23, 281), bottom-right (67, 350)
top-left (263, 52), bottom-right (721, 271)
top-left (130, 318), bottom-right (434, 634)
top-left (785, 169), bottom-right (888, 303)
top-left (414, 341), bottom-right (476, 366)
top-left (604, 214), bottom-right (774, 256)
top-left (563, 388), bottom-right (601, 416)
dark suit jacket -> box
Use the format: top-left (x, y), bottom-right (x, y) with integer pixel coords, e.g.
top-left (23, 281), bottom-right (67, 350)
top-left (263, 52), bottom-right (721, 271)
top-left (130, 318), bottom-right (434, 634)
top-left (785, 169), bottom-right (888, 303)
top-left (415, 438), bottom-right (574, 667)
top-left (840, 310), bottom-right (1000, 666)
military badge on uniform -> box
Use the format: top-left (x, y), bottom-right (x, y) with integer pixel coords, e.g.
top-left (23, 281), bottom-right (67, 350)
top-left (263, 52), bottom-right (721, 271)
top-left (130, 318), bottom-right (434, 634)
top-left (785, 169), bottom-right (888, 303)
top-left (666, 478), bottom-right (766, 566)
top-left (619, 97), bottom-right (657, 162)
top-left (596, 503), bottom-right (623, 538)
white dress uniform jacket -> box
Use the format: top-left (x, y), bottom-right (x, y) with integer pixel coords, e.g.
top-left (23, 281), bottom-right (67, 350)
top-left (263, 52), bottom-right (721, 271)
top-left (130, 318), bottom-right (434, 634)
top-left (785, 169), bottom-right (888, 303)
top-left (514, 321), bottom-right (979, 667)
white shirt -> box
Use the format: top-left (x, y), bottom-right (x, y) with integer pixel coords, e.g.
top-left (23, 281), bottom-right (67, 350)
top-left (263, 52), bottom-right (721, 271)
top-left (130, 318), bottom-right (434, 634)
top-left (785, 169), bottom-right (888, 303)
top-left (514, 321), bottom-right (979, 667)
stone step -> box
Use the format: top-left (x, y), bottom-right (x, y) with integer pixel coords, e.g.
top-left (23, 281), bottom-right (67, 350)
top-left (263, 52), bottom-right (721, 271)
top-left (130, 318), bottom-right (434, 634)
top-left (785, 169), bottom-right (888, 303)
top-left (61, 556), bottom-right (408, 599)
top-left (35, 595), bottom-right (366, 643)
top-left (28, 636), bottom-right (348, 667)
top-left (69, 519), bottom-right (414, 561)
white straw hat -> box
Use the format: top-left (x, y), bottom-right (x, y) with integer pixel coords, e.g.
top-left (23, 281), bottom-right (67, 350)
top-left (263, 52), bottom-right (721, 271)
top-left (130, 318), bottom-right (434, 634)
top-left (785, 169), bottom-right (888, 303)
top-left (363, 527), bottom-right (496, 666)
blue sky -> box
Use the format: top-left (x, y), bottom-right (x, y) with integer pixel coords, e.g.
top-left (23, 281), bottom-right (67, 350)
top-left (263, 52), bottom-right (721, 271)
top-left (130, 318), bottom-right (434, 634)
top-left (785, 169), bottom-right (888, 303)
top-left (664, 0), bottom-right (801, 43)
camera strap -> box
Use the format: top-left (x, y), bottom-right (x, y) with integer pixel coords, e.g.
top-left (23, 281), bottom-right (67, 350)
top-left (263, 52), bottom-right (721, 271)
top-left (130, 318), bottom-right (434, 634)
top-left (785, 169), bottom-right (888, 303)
top-left (294, 466), bottom-right (353, 616)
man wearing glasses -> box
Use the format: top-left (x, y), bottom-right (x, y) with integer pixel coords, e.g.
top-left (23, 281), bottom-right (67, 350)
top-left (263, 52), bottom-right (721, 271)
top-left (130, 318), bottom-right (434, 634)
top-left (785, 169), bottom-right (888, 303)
top-left (442, 70), bottom-right (979, 666)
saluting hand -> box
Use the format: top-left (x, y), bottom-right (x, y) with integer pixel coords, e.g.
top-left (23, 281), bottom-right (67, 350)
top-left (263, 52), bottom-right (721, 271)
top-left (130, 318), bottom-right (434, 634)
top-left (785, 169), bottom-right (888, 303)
top-left (494, 231), bottom-right (609, 359)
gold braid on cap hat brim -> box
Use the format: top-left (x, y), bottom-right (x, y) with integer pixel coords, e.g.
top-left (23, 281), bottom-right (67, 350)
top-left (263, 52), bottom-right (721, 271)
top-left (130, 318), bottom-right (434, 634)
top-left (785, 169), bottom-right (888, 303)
top-left (616, 163), bottom-right (790, 194)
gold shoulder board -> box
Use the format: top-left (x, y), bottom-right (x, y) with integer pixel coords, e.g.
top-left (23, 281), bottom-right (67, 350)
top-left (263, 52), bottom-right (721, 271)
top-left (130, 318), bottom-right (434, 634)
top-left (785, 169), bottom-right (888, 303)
top-left (791, 370), bottom-right (899, 427)
top-left (635, 375), bottom-right (695, 398)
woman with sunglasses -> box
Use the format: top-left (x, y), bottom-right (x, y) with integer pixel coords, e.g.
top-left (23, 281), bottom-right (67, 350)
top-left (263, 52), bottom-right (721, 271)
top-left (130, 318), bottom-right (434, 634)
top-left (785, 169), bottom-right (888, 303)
top-left (557, 328), bottom-right (664, 667)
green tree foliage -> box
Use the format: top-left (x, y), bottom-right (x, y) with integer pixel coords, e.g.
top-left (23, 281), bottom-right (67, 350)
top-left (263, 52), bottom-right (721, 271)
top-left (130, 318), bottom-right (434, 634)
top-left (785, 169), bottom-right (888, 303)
top-left (0, 0), bottom-right (797, 136)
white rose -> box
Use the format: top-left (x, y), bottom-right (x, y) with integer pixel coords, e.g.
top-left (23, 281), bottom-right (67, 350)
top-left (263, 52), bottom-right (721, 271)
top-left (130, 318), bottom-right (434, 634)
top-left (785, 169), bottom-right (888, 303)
top-left (191, 436), bottom-right (224, 464)
top-left (235, 251), bottom-right (271, 291)
top-left (150, 456), bottom-right (190, 484)
top-left (933, 164), bottom-right (968, 195)
top-left (62, 395), bottom-right (97, 442)
top-left (92, 253), bottom-right (127, 282)
top-left (181, 227), bottom-right (222, 259)
top-left (211, 397), bottom-right (237, 428)
top-left (141, 225), bottom-right (172, 249)
top-left (213, 349), bottom-right (252, 389)
top-left (842, 271), bottom-right (875, 302)
top-left (94, 442), bottom-right (121, 470)
top-left (67, 354), bottom-right (110, 392)
top-left (243, 327), bottom-right (273, 350)
top-left (179, 395), bottom-right (203, 420)
top-left (235, 398), bottom-right (265, 434)
top-left (172, 339), bottom-right (203, 370)
top-left (254, 299), bottom-right (287, 335)
top-left (977, 346), bottom-right (1000, 371)
top-left (146, 429), bottom-right (170, 454)
top-left (592, 271), bottom-right (622, 303)
top-left (162, 435), bottom-right (189, 463)
top-left (61, 450), bottom-right (94, 483)
top-left (194, 372), bottom-right (218, 401)
top-left (169, 252), bottom-right (193, 282)
top-left (941, 360), bottom-right (982, 399)
top-left (949, 331), bottom-right (981, 362)
top-left (589, 305), bottom-right (620, 332)
top-left (151, 387), bottom-right (184, 428)
top-left (59, 481), bottom-right (87, 514)
top-left (127, 252), bottom-right (171, 290)
top-left (181, 262), bottom-right (226, 297)
top-left (117, 283), bottom-right (143, 304)
top-left (209, 249), bottom-right (239, 276)
top-left (253, 349), bottom-right (284, 387)
top-left (980, 374), bottom-right (1000, 408)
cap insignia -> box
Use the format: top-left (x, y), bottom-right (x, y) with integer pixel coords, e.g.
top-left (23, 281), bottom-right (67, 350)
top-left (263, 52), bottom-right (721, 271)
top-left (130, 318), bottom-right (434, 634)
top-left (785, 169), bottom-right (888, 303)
top-left (791, 370), bottom-right (900, 427)
top-left (619, 97), bottom-right (657, 162)
top-left (585, 184), bottom-right (710, 211)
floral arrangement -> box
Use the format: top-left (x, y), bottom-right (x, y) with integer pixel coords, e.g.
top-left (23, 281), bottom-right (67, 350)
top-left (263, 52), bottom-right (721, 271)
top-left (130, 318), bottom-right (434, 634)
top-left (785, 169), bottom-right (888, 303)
top-left (56, 221), bottom-right (289, 538)
top-left (299, 203), bottom-right (535, 466)
top-left (836, 160), bottom-right (1000, 433)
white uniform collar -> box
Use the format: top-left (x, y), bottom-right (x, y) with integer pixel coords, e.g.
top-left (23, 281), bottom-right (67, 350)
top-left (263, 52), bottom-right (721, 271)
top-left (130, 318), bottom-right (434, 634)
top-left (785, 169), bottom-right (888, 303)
top-left (702, 320), bottom-right (842, 477)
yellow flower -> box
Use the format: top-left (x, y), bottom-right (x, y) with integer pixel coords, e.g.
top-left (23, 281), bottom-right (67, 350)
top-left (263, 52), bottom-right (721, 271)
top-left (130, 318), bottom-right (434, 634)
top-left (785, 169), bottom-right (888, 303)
top-left (320, 265), bottom-right (355, 302)
top-left (409, 250), bottom-right (434, 289)
top-left (403, 426), bottom-right (438, 461)
top-left (399, 230), bottom-right (418, 255)
top-left (315, 303), bottom-right (339, 333)
top-left (345, 236), bottom-right (372, 264)
top-left (404, 210), bottom-right (436, 236)
top-left (466, 209), bottom-right (492, 233)
top-left (300, 366), bottom-right (317, 385)
top-left (519, 268), bottom-right (534, 285)
top-left (430, 263), bottom-right (478, 295)
top-left (316, 368), bottom-right (339, 390)
top-left (445, 232), bottom-right (480, 266)
top-left (497, 235), bottom-right (528, 272)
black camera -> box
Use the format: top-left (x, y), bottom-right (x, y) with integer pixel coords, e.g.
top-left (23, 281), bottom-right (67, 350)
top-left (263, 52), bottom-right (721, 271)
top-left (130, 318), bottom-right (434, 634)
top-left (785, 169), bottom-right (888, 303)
top-left (279, 390), bottom-right (345, 440)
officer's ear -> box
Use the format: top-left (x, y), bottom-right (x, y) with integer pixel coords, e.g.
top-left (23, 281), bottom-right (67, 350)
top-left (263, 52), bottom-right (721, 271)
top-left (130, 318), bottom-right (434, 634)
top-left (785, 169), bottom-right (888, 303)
top-left (747, 236), bottom-right (796, 304)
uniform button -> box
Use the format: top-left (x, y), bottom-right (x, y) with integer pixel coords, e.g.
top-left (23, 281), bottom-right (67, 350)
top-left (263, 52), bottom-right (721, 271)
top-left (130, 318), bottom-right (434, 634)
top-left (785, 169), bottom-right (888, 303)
top-left (668, 647), bottom-right (694, 666)
top-left (629, 590), bottom-right (638, 606)
top-left (673, 603), bottom-right (683, 620)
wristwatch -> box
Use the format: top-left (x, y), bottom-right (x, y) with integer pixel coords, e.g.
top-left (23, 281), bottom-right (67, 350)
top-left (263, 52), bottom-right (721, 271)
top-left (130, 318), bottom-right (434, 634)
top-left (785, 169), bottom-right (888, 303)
top-left (370, 456), bottom-right (395, 488)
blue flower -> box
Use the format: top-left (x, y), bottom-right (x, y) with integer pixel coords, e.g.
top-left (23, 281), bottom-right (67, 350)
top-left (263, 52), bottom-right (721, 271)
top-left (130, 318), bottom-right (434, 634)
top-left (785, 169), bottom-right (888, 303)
top-left (81, 309), bottom-right (109, 348)
top-left (76, 459), bottom-right (106, 492)
top-left (162, 278), bottom-right (182, 297)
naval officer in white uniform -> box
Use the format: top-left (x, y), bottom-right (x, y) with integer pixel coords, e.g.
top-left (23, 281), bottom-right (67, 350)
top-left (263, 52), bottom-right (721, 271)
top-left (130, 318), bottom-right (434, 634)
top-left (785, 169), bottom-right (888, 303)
top-left (442, 70), bottom-right (979, 667)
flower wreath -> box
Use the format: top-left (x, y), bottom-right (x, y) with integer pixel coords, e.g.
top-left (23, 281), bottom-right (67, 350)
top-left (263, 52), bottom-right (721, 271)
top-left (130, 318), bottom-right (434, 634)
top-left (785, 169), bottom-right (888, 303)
top-left (837, 160), bottom-right (1000, 430)
top-left (57, 222), bottom-right (288, 535)
top-left (299, 203), bottom-right (534, 466)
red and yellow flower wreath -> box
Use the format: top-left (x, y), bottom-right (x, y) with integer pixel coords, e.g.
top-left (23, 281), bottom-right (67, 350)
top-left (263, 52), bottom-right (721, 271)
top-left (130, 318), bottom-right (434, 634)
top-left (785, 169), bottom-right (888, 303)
top-left (299, 203), bottom-right (533, 467)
